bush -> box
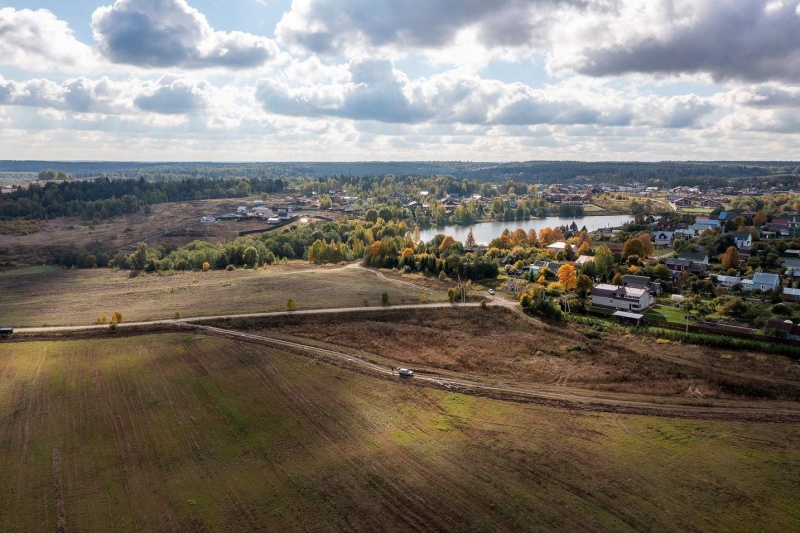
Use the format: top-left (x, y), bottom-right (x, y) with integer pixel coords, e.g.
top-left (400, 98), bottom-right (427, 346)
top-left (287, 298), bottom-right (296, 310)
top-left (226, 264), bottom-right (236, 271)
top-left (111, 311), bottom-right (123, 324)
top-left (381, 291), bottom-right (390, 305)
top-left (522, 297), bottom-right (563, 321)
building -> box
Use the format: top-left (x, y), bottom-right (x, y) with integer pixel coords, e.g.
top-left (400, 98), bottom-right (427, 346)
top-left (678, 251), bottom-right (709, 265)
top-left (545, 241), bottom-right (577, 254)
top-left (732, 231), bottom-right (753, 250)
top-left (575, 255), bottom-right (594, 267)
top-left (743, 272), bottom-right (780, 292)
top-left (591, 284), bottom-right (654, 312)
top-left (200, 216), bottom-right (216, 224)
top-left (621, 274), bottom-right (662, 295)
top-left (654, 231), bottom-right (674, 247)
top-left (529, 261), bottom-right (563, 277)
top-left (665, 257), bottom-right (706, 276)
top-left (715, 275), bottom-right (741, 288)
top-left (783, 288), bottom-right (800, 302)
top-left (784, 258), bottom-right (800, 277)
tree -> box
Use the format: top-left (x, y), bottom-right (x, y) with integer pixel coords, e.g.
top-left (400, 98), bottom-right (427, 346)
top-left (111, 311), bottom-right (123, 324)
top-left (539, 227), bottom-right (556, 246)
top-left (576, 274), bottom-right (593, 298)
top-left (243, 246), bottom-right (258, 266)
top-left (439, 235), bottom-right (456, 253)
top-left (202, 261), bottom-right (210, 272)
top-left (365, 209), bottom-right (379, 223)
top-left (557, 264), bottom-right (577, 291)
top-left (527, 229), bottom-right (539, 247)
top-left (612, 272), bottom-right (623, 285)
top-left (464, 228), bottom-right (477, 248)
top-left (594, 245), bottom-right (614, 281)
top-left (381, 291), bottom-right (390, 305)
top-left (412, 225), bottom-right (421, 243)
top-left (720, 246), bottom-right (740, 269)
top-left (319, 194), bottom-right (333, 209)
top-left (132, 242), bottom-right (148, 270)
top-left (753, 210), bottom-right (767, 226)
top-left (637, 233), bottom-right (655, 258)
top-left (622, 238), bottom-right (645, 260)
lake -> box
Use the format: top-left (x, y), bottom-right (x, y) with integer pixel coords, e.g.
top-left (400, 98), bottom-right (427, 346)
top-left (419, 214), bottom-right (635, 245)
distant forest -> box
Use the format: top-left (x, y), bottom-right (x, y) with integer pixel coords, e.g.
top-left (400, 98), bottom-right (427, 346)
top-left (0, 176), bottom-right (285, 220)
top-left (0, 160), bottom-right (799, 185)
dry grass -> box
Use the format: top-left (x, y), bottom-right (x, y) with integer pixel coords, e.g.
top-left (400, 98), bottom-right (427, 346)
top-left (0, 264), bottom-right (446, 327)
top-left (1, 333), bottom-right (798, 532)
top-left (244, 307), bottom-right (800, 401)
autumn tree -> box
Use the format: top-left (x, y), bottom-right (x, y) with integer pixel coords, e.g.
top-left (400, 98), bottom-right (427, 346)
top-left (557, 264), bottom-right (577, 291)
top-left (412, 225), bottom-right (421, 243)
top-left (511, 228), bottom-right (528, 246)
top-left (464, 228), bottom-right (477, 248)
top-left (539, 227), bottom-right (556, 246)
top-left (527, 229), bottom-right (539, 247)
top-left (753, 210), bottom-right (767, 226)
top-left (439, 235), bottom-right (456, 253)
top-left (720, 246), bottom-right (741, 269)
top-left (612, 272), bottom-right (623, 285)
top-left (622, 237), bottom-right (645, 260)
top-left (202, 261), bottom-right (210, 272)
top-left (111, 311), bottom-right (123, 324)
top-left (637, 233), bottom-right (655, 258)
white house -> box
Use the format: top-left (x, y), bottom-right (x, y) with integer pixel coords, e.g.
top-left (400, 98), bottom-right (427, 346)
top-left (733, 231), bottom-right (753, 250)
top-left (546, 241), bottom-right (577, 254)
top-left (591, 284), bottom-right (654, 312)
top-left (715, 275), bottom-right (741, 288)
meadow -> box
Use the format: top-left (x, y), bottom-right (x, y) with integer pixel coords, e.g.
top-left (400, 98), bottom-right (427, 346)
top-left (0, 333), bottom-right (799, 532)
top-left (0, 264), bottom-right (445, 327)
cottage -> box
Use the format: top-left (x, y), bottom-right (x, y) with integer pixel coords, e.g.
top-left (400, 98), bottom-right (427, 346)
top-left (678, 251), bottom-right (709, 265)
top-left (529, 261), bottom-right (563, 277)
top-left (253, 207), bottom-right (275, 218)
top-left (784, 258), bottom-right (800, 277)
top-left (621, 274), bottom-right (662, 295)
top-left (732, 231), bottom-right (753, 250)
top-left (715, 275), bottom-right (741, 288)
top-left (575, 255), bottom-right (594, 267)
top-left (765, 319), bottom-right (800, 340)
top-left (744, 272), bottom-right (780, 292)
top-left (591, 284), bottom-right (654, 312)
top-left (546, 241), bottom-right (577, 254)
top-left (654, 231), bottom-right (674, 247)
top-left (665, 257), bottom-right (706, 276)
top-left (783, 288), bottom-right (800, 302)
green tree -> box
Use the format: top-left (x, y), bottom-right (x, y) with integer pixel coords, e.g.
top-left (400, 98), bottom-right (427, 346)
top-left (381, 291), bottom-right (390, 305)
top-left (594, 245), bottom-right (614, 281)
top-left (622, 238), bottom-right (645, 260)
top-left (243, 246), bottom-right (259, 266)
top-left (576, 274), bottom-right (593, 298)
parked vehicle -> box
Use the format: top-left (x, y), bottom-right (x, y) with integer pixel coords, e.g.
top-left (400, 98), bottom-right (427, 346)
top-left (488, 289), bottom-right (495, 295)
top-left (0, 328), bottom-right (13, 337)
top-left (398, 368), bottom-right (414, 377)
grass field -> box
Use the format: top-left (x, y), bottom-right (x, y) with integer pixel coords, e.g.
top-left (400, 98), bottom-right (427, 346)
top-left (0, 264), bottom-right (446, 327)
top-left (1, 333), bottom-right (799, 532)
top-left (233, 307), bottom-right (800, 401)
top-left (645, 304), bottom-right (696, 325)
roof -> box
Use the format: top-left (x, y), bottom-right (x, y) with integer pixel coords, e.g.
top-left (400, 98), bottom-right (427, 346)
top-left (575, 255), bottom-right (594, 265)
top-left (783, 288), bottom-right (800, 296)
top-left (784, 259), bottom-right (800, 268)
top-left (666, 258), bottom-right (692, 267)
top-left (732, 231), bottom-right (752, 240)
top-left (752, 272), bottom-right (780, 285)
top-left (716, 275), bottom-right (741, 283)
top-left (622, 275), bottom-right (650, 287)
top-left (612, 311), bottom-right (644, 320)
top-left (678, 251), bottom-right (707, 262)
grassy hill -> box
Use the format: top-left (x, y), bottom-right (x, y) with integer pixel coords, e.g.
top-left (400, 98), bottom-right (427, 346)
top-left (1, 333), bottom-right (798, 531)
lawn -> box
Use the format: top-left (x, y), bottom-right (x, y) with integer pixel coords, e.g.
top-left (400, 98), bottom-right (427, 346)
top-left (0, 263), bottom-right (446, 327)
top-left (646, 304), bottom-right (696, 325)
top-left (1, 334), bottom-right (799, 531)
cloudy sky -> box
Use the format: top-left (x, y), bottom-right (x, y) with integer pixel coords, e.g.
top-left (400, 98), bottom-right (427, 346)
top-left (1, 0), bottom-right (800, 161)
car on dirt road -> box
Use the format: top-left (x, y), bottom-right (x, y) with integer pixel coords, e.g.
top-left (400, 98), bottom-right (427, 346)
top-left (488, 289), bottom-right (495, 295)
top-left (398, 368), bottom-right (414, 377)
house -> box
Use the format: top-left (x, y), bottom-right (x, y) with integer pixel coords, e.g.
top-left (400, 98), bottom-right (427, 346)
top-left (591, 284), bottom-right (654, 312)
top-left (236, 206), bottom-right (247, 214)
top-left (732, 231), bottom-right (753, 250)
top-left (678, 251), bottom-right (709, 265)
top-left (546, 241), bottom-right (577, 254)
top-left (621, 275), bottom-right (662, 295)
top-left (784, 258), bottom-right (800, 277)
top-left (267, 216), bottom-right (281, 224)
top-left (253, 207), bottom-right (275, 218)
top-left (783, 288), bottom-right (800, 302)
top-left (715, 275), bottom-right (741, 288)
top-left (717, 211), bottom-right (740, 222)
top-left (673, 197), bottom-right (693, 208)
top-left (278, 208), bottom-right (291, 220)
top-left (216, 213), bottom-right (242, 221)
top-left (200, 216), bottom-right (216, 224)
top-left (743, 272), bottom-right (780, 292)
top-left (665, 257), bottom-right (706, 276)
top-left (529, 261), bottom-right (563, 277)
top-left (575, 255), bottom-right (594, 267)
top-left (654, 231), bottom-right (674, 247)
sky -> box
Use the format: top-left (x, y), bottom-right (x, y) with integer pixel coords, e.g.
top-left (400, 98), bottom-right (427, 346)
top-left (1, 0), bottom-right (800, 162)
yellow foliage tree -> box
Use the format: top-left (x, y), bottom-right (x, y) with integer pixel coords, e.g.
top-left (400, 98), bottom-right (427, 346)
top-left (202, 261), bottom-right (210, 272)
top-left (721, 246), bottom-right (741, 269)
top-left (557, 264), bottom-right (577, 291)
top-left (439, 235), bottom-right (456, 252)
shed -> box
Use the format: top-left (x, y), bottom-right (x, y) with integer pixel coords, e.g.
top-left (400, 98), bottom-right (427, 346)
top-left (612, 311), bottom-right (644, 325)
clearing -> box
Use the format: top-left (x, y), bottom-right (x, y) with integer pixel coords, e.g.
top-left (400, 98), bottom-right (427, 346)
top-left (0, 264), bottom-right (445, 327)
top-left (0, 333), bottom-right (798, 532)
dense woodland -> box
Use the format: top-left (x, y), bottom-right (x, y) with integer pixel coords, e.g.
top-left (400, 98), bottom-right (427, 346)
top-left (0, 176), bottom-right (285, 220)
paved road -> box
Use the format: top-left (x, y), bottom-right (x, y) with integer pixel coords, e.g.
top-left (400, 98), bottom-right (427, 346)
top-left (13, 301), bottom-right (507, 334)
top-left (189, 323), bottom-right (800, 422)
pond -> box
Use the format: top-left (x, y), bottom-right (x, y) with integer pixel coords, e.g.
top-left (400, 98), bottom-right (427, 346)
top-left (418, 214), bottom-right (635, 245)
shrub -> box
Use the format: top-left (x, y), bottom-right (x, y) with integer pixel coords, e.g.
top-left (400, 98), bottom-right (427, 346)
top-left (420, 293), bottom-right (428, 303)
top-left (226, 264), bottom-right (236, 271)
top-left (479, 299), bottom-right (487, 309)
top-left (287, 298), bottom-right (296, 310)
top-left (381, 291), bottom-right (390, 305)
top-left (111, 311), bottom-right (123, 324)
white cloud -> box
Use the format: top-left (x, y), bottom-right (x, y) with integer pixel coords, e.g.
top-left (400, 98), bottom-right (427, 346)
top-left (92, 0), bottom-right (282, 69)
top-left (0, 8), bottom-right (98, 71)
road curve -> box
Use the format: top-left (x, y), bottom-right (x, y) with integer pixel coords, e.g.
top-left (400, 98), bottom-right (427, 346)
top-left (189, 323), bottom-right (800, 423)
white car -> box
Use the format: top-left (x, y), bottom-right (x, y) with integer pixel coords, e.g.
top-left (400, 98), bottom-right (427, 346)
top-left (488, 289), bottom-right (495, 295)
top-left (398, 368), bottom-right (414, 377)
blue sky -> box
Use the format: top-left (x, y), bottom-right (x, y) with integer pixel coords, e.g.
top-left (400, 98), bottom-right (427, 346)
top-left (0, 0), bottom-right (799, 161)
